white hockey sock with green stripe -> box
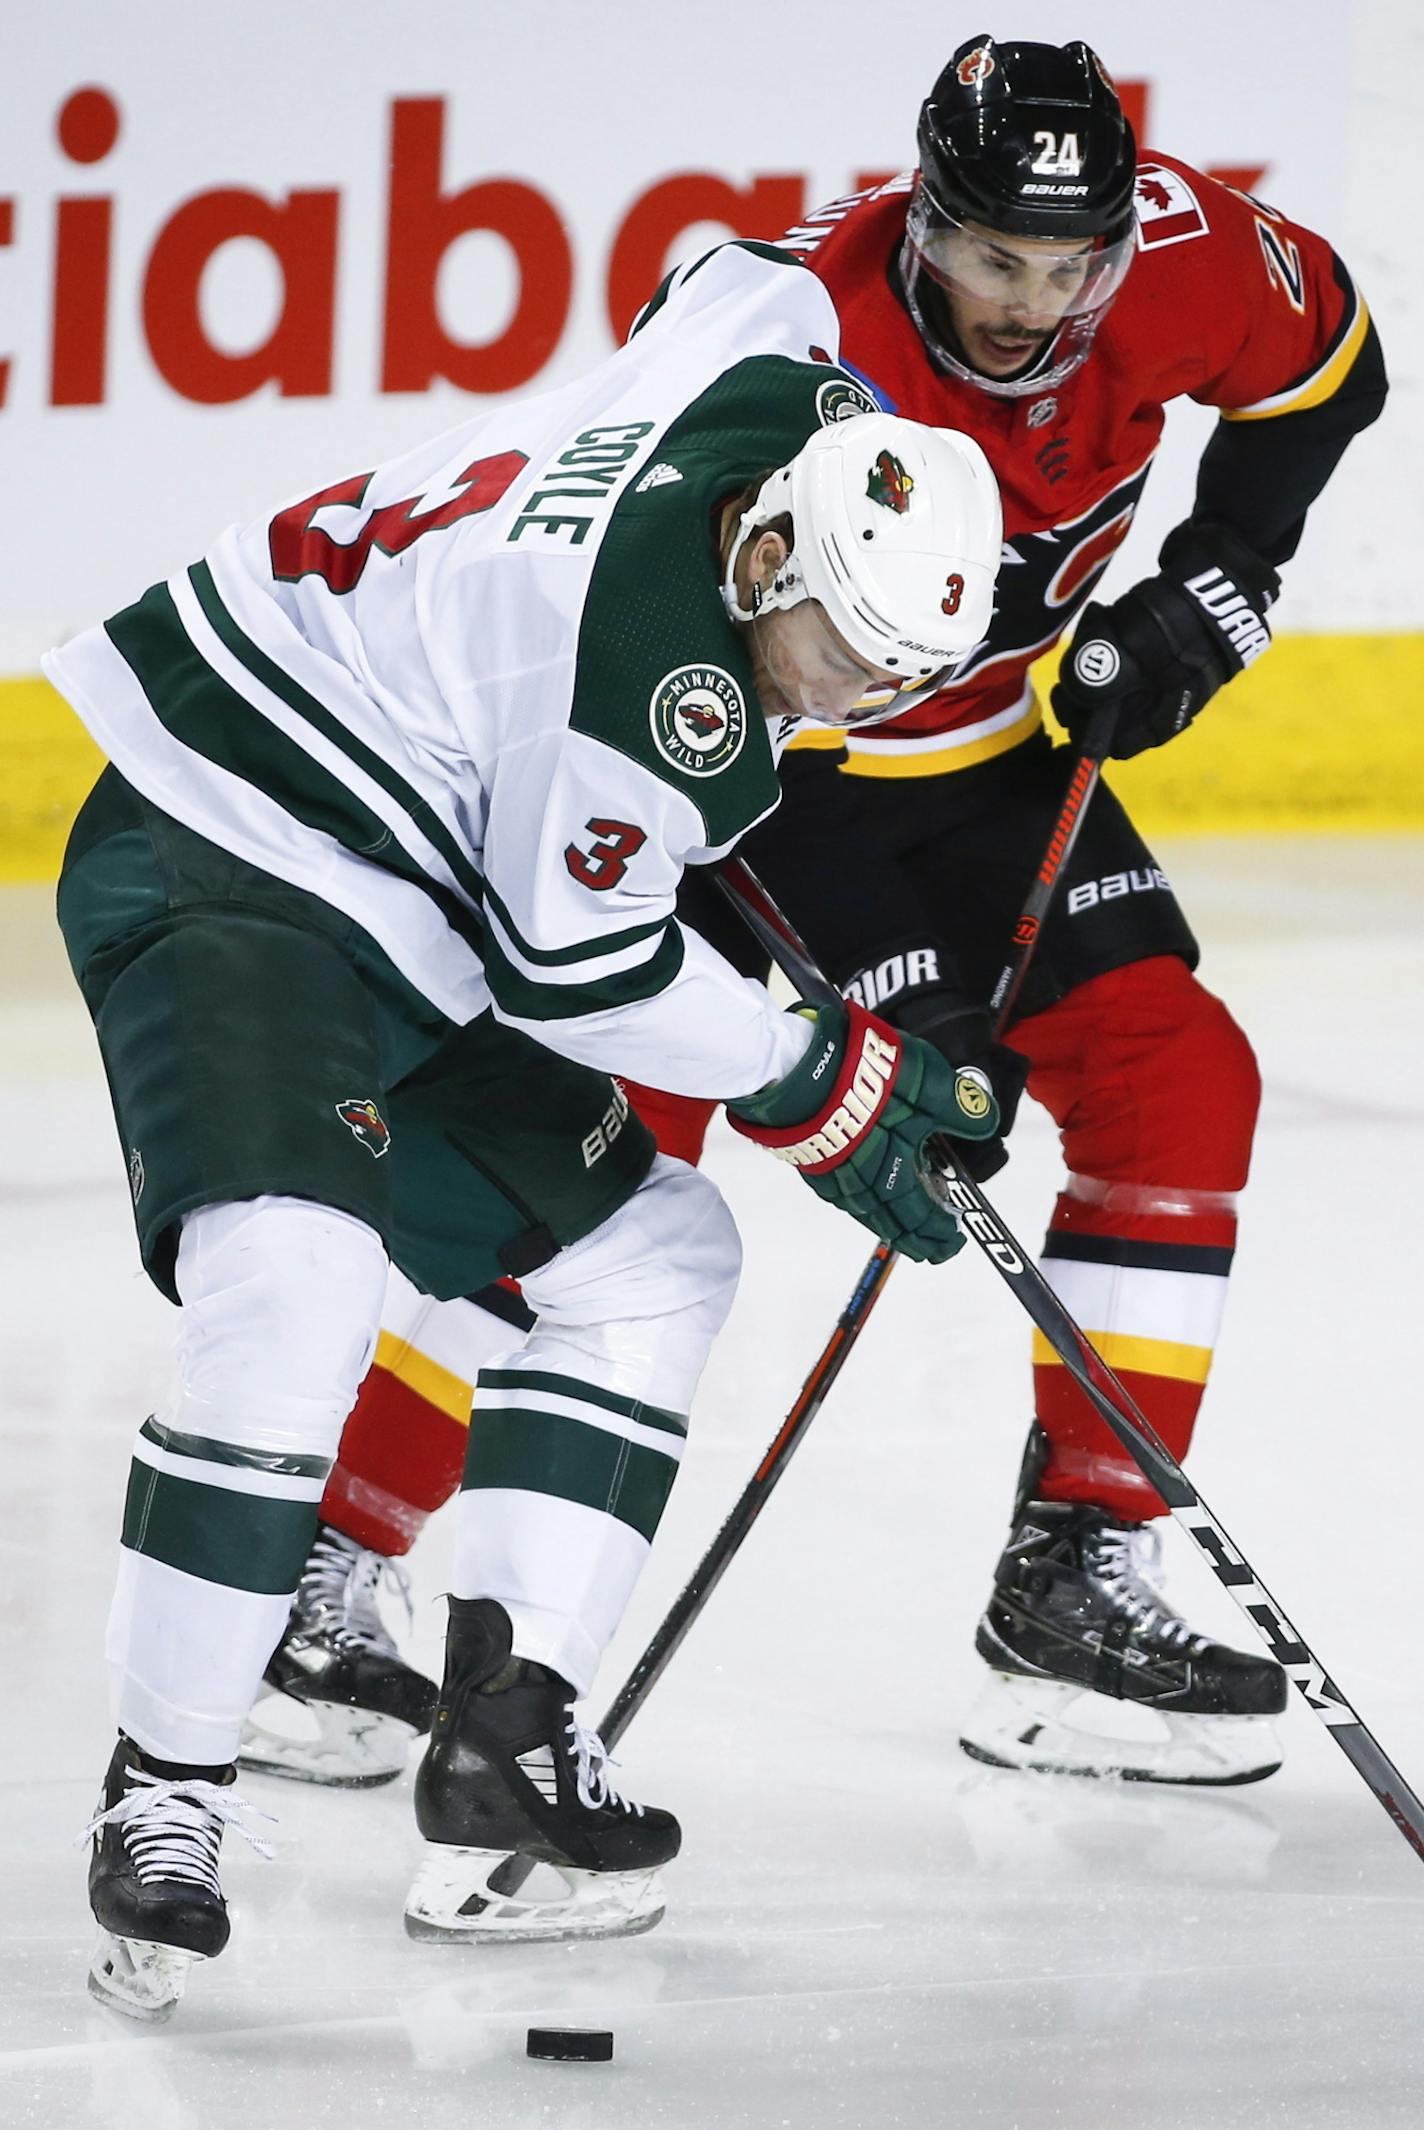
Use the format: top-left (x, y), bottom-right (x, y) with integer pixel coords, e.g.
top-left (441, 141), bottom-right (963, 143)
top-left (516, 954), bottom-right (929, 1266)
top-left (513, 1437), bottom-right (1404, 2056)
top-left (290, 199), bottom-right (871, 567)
top-left (452, 1158), bottom-right (740, 1694)
top-left (456, 1362), bottom-right (687, 1692)
top-left (108, 1196), bottom-right (389, 1765)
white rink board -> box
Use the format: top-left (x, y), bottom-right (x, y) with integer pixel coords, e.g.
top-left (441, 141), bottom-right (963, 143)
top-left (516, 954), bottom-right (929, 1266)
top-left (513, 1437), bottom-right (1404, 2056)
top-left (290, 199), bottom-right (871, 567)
top-left (1, 0), bottom-right (1419, 669)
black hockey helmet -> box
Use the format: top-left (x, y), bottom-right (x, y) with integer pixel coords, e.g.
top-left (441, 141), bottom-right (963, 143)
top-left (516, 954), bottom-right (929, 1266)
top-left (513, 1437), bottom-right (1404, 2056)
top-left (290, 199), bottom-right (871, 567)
top-left (919, 35), bottom-right (1136, 244)
top-left (901, 35), bottom-right (1138, 395)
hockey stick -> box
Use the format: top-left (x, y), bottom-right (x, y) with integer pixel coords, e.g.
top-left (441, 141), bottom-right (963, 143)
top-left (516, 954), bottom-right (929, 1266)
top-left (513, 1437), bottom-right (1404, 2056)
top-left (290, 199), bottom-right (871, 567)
top-left (594, 710), bottom-right (1117, 1748)
top-left (723, 860), bottom-right (1424, 1866)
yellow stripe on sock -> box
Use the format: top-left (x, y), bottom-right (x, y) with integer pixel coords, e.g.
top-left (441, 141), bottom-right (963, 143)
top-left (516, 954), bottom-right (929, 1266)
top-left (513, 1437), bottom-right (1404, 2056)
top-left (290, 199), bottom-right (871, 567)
top-left (373, 1331), bottom-right (473, 1425)
top-left (1031, 1328), bottom-right (1213, 1386)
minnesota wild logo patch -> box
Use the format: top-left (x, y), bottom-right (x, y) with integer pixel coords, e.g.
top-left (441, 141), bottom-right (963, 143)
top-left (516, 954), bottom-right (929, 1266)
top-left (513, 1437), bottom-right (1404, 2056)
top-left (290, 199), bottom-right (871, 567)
top-left (867, 450), bottom-right (914, 513)
top-left (336, 1097), bottom-right (392, 1157)
top-left (649, 665), bottom-right (747, 777)
top-left (815, 375), bottom-right (879, 426)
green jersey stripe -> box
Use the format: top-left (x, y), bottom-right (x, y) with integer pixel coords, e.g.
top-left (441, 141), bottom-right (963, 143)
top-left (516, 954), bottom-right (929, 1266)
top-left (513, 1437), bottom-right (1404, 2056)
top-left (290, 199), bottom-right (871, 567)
top-left (477, 1368), bottom-right (688, 1437)
top-left (479, 871), bottom-right (670, 969)
top-left (460, 1406), bottom-right (679, 1543)
top-left (481, 910), bottom-right (685, 1022)
top-left (197, 564), bottom-right (686, 978)
top-left (104, 584), bottom-right (488, 960)
top-left (190, 561), bottom-right (492, 913)
top-left (121, 1458), bottom-right (318, 1595)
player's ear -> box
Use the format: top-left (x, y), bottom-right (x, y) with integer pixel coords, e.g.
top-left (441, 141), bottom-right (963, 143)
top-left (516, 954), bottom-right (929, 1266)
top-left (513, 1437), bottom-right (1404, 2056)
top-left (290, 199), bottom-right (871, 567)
top-left (746, 525), bottom-right (791, 595)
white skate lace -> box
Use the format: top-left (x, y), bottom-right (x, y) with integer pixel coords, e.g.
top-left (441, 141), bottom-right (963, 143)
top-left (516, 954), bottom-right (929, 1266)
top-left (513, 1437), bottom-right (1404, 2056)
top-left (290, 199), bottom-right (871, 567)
top-left (565, 1715), bottom-right (644, 1818)
top-left (79, 1768), bottom-right (276, 1892)
top-left (1086, 1524), bottom-right (1196, 1649)
top-left (298, 1529), bottom-right (414, 1656)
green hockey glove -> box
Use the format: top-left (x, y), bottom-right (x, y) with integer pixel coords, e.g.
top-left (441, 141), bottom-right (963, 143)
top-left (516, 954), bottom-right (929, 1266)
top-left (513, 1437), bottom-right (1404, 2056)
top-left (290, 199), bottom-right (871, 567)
top-left (726, 999), bottom-right (1000, 1265)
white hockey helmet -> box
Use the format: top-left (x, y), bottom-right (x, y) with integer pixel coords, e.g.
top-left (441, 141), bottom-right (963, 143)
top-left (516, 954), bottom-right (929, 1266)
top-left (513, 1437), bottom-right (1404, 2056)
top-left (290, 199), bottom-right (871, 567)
top-left (722, 410), bottom-right (1001, 719)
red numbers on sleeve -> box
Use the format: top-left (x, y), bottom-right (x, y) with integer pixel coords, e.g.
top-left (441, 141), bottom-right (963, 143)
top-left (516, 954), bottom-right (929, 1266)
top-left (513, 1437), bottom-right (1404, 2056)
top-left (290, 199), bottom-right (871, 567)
top-left (269, 450), bottom-right (529, 593)
top-left (564, 818), bottom-right (648, 892)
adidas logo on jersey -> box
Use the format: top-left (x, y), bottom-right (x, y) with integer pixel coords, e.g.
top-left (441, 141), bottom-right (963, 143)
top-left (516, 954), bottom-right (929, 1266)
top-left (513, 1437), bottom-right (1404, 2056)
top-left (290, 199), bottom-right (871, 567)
top-left (635, 462), bottom-right (683, 493)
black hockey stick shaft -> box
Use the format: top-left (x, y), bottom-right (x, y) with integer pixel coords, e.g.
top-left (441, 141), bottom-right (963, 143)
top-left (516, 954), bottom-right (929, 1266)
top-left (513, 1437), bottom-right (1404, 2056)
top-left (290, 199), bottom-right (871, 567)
top-left (987, 699), bottom-right (1117, 1028)
top-left (726, 863), bottom-right (1424, 1867)
top-left (595, 723), bottom-right (1114, 1748)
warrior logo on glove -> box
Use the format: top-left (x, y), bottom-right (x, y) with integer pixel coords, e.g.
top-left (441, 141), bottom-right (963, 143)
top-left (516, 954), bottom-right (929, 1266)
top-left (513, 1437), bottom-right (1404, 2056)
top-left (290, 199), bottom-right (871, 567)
top-left (770, 1021), bottom-right (901, 1172)
top-left (1072, 637), bottom-right (1121, 687)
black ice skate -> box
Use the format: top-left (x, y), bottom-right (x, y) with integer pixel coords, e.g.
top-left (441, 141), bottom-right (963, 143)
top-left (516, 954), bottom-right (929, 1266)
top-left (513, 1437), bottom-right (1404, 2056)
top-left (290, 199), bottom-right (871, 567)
top-left (83, 1734), bottom-right (274, 2021)
top-left (960, 1500), bottom-right (1287, 1785)
top-left (239, 1525), bottom-right (437, 1787)
top-left (404, 1597), bottom-right (680, 1944)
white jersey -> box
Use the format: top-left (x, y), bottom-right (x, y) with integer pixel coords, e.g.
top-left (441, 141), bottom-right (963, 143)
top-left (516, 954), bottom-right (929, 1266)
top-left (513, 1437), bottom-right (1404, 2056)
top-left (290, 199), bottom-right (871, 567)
top-left (46, 244), bottom-right (876, 1098)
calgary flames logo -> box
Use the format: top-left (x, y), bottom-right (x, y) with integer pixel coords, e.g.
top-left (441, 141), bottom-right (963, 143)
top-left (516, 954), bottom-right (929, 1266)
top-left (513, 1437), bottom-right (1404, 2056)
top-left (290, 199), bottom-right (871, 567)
top-left (867, 450), bottom-right (914, 513)
top-left (957, 47), bottom-right (995, 87)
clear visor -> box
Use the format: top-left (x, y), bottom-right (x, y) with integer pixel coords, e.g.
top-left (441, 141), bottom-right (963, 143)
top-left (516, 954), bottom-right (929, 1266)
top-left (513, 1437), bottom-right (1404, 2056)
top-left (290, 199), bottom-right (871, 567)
top-left (905, 184), bottom-right (1135, 324)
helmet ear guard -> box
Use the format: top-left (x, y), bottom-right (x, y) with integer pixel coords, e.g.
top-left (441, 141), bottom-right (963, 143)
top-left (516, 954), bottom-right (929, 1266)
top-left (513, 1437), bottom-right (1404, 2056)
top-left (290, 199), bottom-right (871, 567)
top-left (723, 411), bottom-right (1002, 722)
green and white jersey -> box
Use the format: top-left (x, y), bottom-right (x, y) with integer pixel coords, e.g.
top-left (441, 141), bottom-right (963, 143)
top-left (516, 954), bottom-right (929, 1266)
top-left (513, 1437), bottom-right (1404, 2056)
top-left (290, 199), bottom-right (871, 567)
top-left (46, 244), bottom-right (875, 1098)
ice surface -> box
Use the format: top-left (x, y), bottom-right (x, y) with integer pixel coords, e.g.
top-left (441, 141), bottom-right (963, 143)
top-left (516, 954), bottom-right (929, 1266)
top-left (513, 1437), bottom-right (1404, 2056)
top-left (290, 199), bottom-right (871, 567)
top-left (4, 839), bottom-right (1424, 2128)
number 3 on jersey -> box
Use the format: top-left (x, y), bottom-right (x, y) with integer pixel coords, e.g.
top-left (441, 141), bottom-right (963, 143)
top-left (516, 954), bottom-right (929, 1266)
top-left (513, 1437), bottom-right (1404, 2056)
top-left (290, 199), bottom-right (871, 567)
top-left (565, 818), bottom-right (647, 892)
top-left (269, 451), bottom-right (528, 592)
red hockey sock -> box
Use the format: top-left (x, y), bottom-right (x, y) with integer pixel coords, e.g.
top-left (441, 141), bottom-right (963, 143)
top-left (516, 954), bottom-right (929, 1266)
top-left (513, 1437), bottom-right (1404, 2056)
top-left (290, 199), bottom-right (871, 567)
top-left (1010, 958), bottom-right (1261, 1521)
top-left (319, 1339), bottom-right (474, 1556)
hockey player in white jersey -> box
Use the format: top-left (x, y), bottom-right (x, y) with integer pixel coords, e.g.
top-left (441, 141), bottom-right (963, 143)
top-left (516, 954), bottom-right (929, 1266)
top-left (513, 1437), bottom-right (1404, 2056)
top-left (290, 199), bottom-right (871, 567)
top-left (48, 244), bottom-right (1006, 2018)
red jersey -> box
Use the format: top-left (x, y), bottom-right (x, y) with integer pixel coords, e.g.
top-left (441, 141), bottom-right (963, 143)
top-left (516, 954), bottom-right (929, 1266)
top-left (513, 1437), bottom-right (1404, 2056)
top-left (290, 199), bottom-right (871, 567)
top-left (777, 153), bottom-right (1369, 778)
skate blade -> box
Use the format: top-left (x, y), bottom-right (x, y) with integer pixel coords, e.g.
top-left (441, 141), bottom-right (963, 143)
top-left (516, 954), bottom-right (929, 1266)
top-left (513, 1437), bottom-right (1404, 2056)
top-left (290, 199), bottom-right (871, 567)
top-left (959, 1671), bottom-right (1284, 1787)
top-left (239, 1692), bottom-right (416, 1788)
top-left (403, 1843), bottom-right (666, 1945)
top-left (87, 1930), bottom-right (204, 2022)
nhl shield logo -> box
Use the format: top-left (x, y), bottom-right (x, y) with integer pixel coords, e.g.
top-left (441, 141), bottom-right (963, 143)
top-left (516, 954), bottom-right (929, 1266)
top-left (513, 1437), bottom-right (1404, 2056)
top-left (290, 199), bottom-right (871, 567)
top-left (649, 665), bottom-right (747, 777)
top-left (336, 1097), bottom-right (392, 1157)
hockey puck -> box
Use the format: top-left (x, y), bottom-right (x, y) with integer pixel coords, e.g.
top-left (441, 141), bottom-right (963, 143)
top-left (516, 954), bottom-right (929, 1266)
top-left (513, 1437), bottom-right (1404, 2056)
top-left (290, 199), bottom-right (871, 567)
top-left (527, 2027), bottom-right (614, 2063)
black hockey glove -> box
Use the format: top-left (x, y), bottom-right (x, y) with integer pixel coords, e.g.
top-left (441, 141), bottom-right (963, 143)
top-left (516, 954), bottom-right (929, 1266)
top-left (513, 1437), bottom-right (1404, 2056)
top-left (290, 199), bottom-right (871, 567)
top-left (1052, 519), bottom-right (1281, 762)
top-left (727, 999), bottom-right (1000, 1265)
top-left (842, 939), bottom-right (1028, 1184)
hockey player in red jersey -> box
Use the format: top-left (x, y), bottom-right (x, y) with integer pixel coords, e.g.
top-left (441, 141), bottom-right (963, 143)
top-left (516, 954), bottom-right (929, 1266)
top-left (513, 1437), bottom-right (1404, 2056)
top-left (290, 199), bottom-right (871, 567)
top-left (253, 34), bottom-right (1386, 1793)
